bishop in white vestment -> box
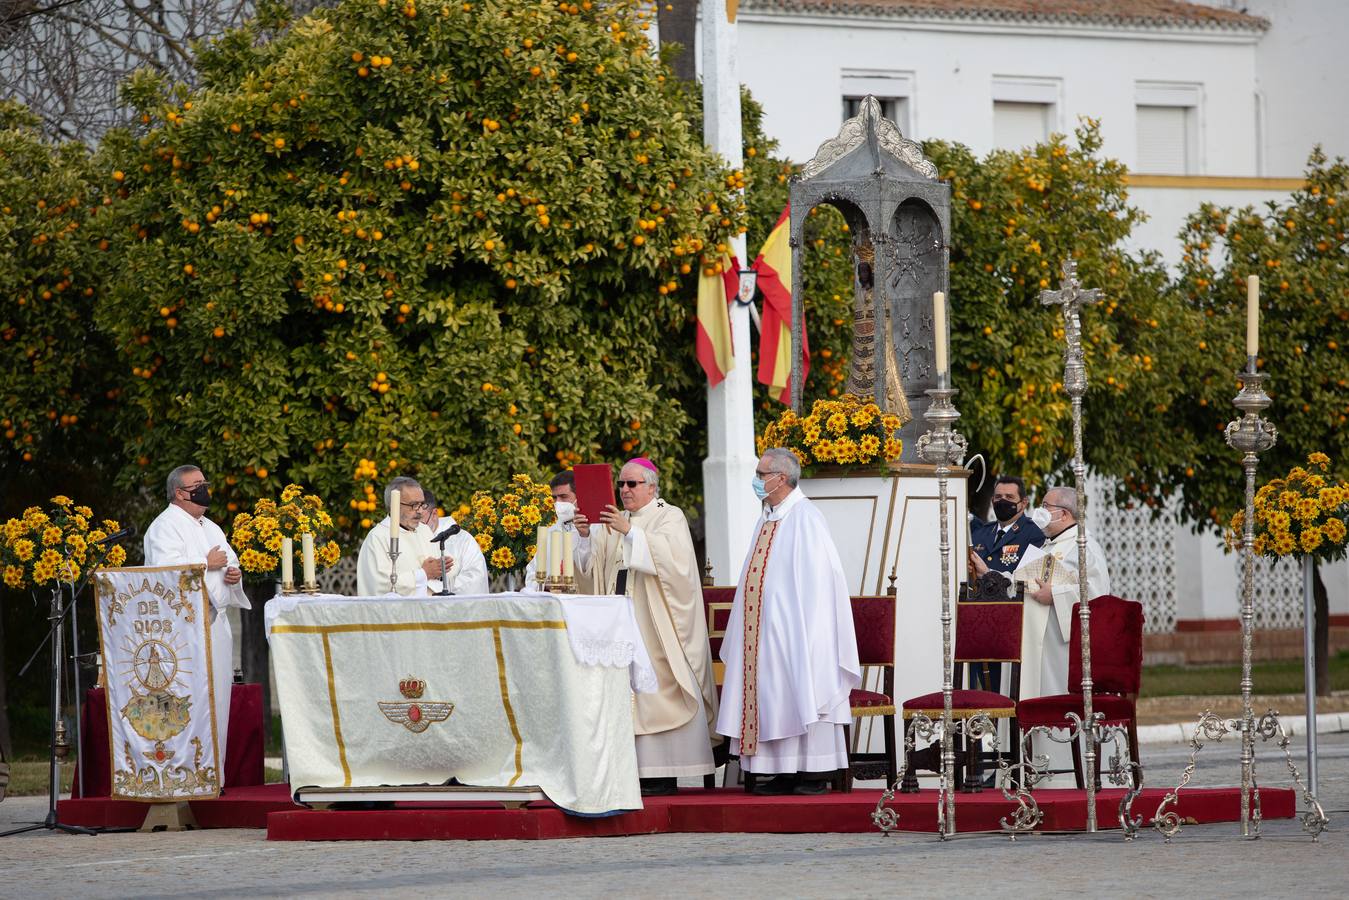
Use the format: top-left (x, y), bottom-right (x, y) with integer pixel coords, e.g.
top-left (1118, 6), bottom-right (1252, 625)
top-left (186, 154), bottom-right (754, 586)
top-left (574, 458), bottom-right (718, 795)
top-left (715, 449), bottom-right (861, 793)
top-left (356, 477), bottom-right (445, 596)
top-left (142, 465), bottom-right (251, 783)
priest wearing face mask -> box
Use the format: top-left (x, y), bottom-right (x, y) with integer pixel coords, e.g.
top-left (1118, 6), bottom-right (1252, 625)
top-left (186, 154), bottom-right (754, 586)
top-left (523, 471), bottom-right (577, 588)
top-left (420, 488), bottom-right (490, 596)
top-left (715, 448), bottom-right (861, 795)
top-left (573, 458), bottom-right (719, 796)
top-left (143, 464), bottom-right (252, 784)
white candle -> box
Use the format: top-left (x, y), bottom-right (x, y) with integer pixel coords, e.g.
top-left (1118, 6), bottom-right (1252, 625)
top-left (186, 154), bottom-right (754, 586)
top-left (562, 530), bottom-right (574, 577)
top-left (281, 537), bottom-right (294, 585)
top-left (389, 489), bottom-right (401, 541)
top-left (550, 531), bottom-right (564, 578)
top-left (536, 526), bottom-right (549, 577)
top-left (933, 291), bottom-right (948, 376)
top-left (301, 533), bottom-right (316, 586)
top-left (1247, 275), bottom-right (1259, 358)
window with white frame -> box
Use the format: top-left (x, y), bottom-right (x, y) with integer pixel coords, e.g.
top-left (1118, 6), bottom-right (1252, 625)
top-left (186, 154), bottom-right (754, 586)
top-left (991, 77), bottom-right (1060, 150)
top-left (1135, 82), bottom-right (1201, 175)
top-left (842, 71), bottom-right (914, 136)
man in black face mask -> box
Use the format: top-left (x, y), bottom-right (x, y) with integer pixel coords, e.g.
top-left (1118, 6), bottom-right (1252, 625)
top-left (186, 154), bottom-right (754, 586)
top-left (969, 475), bottom-right (1046, 580)
top-left (966, 475), bottom-right (1046, 703)
top-left (144, 464), bottom-right (252, 786)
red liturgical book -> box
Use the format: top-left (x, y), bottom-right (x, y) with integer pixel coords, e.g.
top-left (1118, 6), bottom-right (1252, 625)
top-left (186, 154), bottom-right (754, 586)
top-left (572, 463), bottom-right (616, 523)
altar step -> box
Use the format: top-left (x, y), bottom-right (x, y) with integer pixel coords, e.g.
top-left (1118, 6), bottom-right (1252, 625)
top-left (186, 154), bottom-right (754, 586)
top-left (57, 784), bottom-right (1296, 840)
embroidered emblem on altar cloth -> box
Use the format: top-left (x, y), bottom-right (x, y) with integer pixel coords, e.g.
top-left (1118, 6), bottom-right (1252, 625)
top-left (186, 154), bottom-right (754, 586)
top-left (378, 676), bottom-right (455, 733)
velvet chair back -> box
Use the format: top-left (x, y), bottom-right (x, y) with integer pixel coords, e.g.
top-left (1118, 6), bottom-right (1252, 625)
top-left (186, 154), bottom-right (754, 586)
top-left (702, 586), bottom-right (737, 659)
top-left (1066, 595), bottom-right (1144, 696)
top-left (954, 600), bottom-right (1024, 663)
top-left (851, 595), bottom-right (896, 666)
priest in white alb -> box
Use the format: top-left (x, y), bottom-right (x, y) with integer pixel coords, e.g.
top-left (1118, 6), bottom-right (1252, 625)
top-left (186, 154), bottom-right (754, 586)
top-left (574, 457), bottom-right (719, 796)
top-left (356, 476), bottom-right (445, 596)
top-left (143, 464), bottom-right (252, 784)
top-left (1014, 485), bottom-right (1113, 779)
top-left (715, 448), bottom-right (861, 795)
top-left (420, 487), bottom-right (490, 595)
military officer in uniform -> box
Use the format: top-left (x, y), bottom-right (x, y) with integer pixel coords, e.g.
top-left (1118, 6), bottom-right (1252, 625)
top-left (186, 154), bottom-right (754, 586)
top-left (967, 475), bottom-right (1046, 693)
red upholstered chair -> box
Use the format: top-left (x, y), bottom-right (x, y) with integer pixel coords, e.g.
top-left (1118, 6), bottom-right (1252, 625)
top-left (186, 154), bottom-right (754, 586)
top-left (1015, 595), bottom-right (1144, 789)
top-left (901, 586), bottom-right (1024, 793)
top-left (844, 594), bottom-right (898, 792)
top-left (702, 586), bottom-right (737, 789)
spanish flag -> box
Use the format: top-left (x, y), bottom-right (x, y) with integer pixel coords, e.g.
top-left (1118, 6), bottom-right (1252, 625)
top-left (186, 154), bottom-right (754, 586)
top-left (752, 205), bottom-right (808, 403)
top-left (695, 253), bottom-right (739, 387)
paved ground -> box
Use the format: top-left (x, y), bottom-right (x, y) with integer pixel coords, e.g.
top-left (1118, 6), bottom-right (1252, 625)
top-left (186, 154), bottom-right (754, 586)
top-left (2, 733), bottom-right (1344, 898)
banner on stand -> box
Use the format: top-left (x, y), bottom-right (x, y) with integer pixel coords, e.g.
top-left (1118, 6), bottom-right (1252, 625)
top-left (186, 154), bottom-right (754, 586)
top-left (93, 565), bottom-right (220, 801)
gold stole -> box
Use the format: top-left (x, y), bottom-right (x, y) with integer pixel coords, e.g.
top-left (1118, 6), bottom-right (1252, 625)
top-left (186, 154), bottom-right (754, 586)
top-left (739, 519), bottom-right (780, 756)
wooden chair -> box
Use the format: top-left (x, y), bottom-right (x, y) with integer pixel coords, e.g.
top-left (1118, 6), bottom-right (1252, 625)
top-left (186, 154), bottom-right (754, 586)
top-left (1016, 595), bottom-right (1143, 789)
top-left (900, 581), bottom-right (1024, 793)
top-left (702, 586), bottom-right (737, 789)
top-left (844, 594), bottom-right (898, 792)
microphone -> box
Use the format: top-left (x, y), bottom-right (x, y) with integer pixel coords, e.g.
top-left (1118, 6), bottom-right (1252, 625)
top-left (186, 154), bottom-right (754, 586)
top-left (432, 524), bottom-right (461, 544)
top-left (95, 524), bottom-right (138, 545)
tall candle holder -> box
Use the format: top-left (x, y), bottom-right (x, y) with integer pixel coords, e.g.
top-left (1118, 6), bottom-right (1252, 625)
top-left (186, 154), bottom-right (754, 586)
top-left (1151, 359), bottom-right (1326, 842)
top-left (914, 372), bottom-right (967, 838)
top-left (387, 535), bottom-right (401, 595)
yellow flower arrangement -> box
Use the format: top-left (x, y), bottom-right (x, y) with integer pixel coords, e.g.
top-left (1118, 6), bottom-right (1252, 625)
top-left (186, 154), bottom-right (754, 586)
top-left (1231, 454), bottom-right (1349, 563)
top-left (757, 394), bottom-right (905, 474)
top-left (229, 484), bottom-right (341, 578)
top-left (0, 495), bottom-right (128, 590)
top-left (457, 474), bottom-right (555, 574)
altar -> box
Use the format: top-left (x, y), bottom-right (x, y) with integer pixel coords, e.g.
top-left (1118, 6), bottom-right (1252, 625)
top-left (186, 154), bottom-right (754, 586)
top-left (265, 593), bottom-right (651, 815)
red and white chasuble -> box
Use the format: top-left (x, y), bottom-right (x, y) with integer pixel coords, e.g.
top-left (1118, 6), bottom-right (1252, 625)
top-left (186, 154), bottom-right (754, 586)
top-left (715, 489), bottom-right (861, 773)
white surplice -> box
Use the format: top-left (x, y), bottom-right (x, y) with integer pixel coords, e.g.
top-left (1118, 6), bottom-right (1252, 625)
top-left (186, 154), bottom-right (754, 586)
top-left (423, 515), bottom-right (490, 596)
top-left (715, 489), bottom-right (862, 774)
top-left (143, 504), bottom-right (251, 783)
top-left (1019, 523), bottom-right (1112, 780)
top-left (356, 518), bottom-right (438, 596)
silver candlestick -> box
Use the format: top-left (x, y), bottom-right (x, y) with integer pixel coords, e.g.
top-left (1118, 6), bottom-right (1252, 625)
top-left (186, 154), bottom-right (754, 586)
top-left (1040, 258), bottom-right (1103, 832)
top-left (388, 534), bottom-right (401, 595)
top-left (915, 371), bottom-right (967, 839)
top-left (1153, 356), bottom-right (1327, 842)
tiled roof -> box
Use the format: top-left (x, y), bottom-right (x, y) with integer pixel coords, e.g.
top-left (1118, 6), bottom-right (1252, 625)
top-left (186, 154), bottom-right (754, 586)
top-left (743, 0), bottom-right (1270, 31)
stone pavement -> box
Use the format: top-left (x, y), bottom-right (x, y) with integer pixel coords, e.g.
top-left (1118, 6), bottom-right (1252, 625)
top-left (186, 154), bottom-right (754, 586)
top-left (2, 733), bottom-right (1344, 898)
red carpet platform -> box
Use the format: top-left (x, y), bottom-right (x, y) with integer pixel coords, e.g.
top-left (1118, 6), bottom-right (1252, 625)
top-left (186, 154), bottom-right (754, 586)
top-left (57, 783), bottom-right (1295, 839)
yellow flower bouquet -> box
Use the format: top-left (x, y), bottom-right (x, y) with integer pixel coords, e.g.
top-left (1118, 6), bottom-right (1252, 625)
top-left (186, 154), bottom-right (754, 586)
top-left (0, 496), bottom-right (127, 590)
top-left (757, 394), bottom-right (904, 474)
top-left (1230, 453), bottom-right (1349, 561)
top-left (457, 474), bottom-right (555, 575)
top-left (229, 484), bottom-right (341, 578)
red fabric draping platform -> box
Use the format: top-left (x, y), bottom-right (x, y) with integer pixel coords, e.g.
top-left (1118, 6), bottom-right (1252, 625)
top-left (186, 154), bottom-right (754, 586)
top-left (57, 784), bottom-right (1296, 838)
top-left (72, 683), bottom-right (265, 798)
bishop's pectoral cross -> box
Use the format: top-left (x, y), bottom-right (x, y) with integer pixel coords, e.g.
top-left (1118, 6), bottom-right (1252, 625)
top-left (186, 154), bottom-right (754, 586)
top-left (1039, 259), bottom-right (1102, 395)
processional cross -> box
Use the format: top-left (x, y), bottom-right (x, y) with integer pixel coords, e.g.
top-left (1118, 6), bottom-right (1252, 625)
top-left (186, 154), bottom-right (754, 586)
top-left (1039, 258), bottom-right (1102, 397)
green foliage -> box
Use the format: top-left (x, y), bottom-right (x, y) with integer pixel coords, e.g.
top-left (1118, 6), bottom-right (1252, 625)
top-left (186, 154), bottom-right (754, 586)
top-left (1169, 149), bottom-right (1349, 528)
top-left (0, 101), bottom-right (113, 468)
top-left (89, 0), bottom-right (743, 528)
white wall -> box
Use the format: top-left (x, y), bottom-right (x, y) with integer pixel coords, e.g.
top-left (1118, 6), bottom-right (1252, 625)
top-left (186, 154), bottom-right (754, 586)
top-left (1245, 0), bottom-right (1349, 176)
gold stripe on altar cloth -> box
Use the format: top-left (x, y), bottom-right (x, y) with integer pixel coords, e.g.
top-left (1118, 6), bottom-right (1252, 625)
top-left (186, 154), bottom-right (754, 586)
top-left (491, 627), bottom-right (525, 786)
top-left (320, 631), bottom-right (352, 786)
top-left (273, 618), bottom-right (567, 789)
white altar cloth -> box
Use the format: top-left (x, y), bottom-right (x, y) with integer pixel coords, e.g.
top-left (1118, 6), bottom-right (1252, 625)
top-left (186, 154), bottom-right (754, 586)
top-left (266, 593), bottom-right (646, 814)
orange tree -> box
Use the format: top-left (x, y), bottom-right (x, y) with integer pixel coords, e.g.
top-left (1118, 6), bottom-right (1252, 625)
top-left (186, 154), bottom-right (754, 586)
top-left (1168, 149), bottom-right (1349, 693)
top-left (0, 101), bottom-right (115, 476)
top-left (90, 0), bottom-right (744, 525)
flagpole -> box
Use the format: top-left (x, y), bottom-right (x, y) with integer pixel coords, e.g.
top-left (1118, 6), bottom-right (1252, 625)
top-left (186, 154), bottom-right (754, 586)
top-left (701, 0), bottom-right (758, 586)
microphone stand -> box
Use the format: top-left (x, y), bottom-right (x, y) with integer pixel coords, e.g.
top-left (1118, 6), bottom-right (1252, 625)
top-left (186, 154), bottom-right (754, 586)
top-left (435, 535), bottom-right (452, 596)
top-left (2, 539), bottom-right (127, 837)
